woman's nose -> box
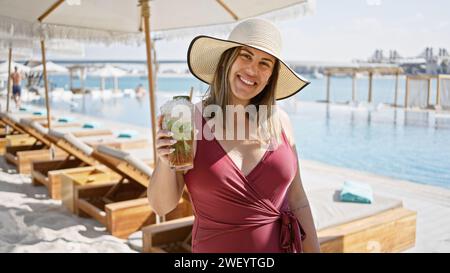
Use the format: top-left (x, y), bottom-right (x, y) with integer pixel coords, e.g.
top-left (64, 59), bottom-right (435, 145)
top-left (244, 61), bottom-right (258, 76)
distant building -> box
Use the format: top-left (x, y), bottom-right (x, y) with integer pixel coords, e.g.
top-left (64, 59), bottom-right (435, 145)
top-left (366, 47), bottom-right (450, 75)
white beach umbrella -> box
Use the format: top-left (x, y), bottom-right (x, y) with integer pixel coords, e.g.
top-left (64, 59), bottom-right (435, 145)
top-left (0, 0), bottom-right (314, 163)
top-left (30, 61), bottom-right (68, 74)
top-left (0, 34), bottom-right (83, 111)
top-left (91, 64), bottom-right (126, 78)
top-left (91, 64), bottom-right (127, 91)
top-left (0, 61), bottom-right (30, 73)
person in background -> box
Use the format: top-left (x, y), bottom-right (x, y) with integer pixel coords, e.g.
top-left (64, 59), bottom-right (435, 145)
top-left (10, 66), bottom-right (23, 109)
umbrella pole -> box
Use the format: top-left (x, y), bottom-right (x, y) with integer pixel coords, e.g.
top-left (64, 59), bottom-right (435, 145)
top-left (40, 40), bottom-right (52, 129)
top-left (142, 0), bottom-right (163, 224)
top-left (6, 47), bottom-right (12, 112)
top-left (141, 0), bottom-right (157, 167)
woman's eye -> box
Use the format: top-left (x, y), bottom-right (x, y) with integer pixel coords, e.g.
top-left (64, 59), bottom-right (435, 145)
top-left (240, 53), bottom-right (251, 60)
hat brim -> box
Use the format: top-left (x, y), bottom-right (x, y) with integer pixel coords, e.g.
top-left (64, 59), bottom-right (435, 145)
top-left (187, 35), bottom-right (310, 101)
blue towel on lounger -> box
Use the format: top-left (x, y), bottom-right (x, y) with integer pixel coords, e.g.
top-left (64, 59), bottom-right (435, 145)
top-left (82, 122), bottom-right (102, 129)
top-left (117, 130), bottom-right (138, 138)
top-left (58, 116), bottom-right (75, 123)
top-left (339, 181), bottom-right (373, 204)
top-left (33, 110), bottom-right (47, 116)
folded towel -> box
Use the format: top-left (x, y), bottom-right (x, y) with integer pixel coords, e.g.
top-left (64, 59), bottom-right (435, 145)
top-left (339, 181), bottom-right (373, 204)
top-left (117, 130), bottom-right (138, 138)
top-left (82, 122), bottom-right (102, 129)
top-left (33, 110), bottom-right (46, 116)
top-left (58, 116), bottom-right (75, 123)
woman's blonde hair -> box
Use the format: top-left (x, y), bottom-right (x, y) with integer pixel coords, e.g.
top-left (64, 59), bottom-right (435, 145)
top-left (203, 46), bottom-right (282, 146)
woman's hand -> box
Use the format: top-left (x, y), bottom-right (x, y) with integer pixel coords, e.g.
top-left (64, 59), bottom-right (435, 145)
top-left (156, 115), bottom-right (177, 167)
top-left (156, 115), bottom-right (192, 171)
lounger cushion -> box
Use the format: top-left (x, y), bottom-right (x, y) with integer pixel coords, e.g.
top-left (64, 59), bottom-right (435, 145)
top-left (6, 113), bottom-right (20, 124)
top-left (48, 129), bottom-right (67, 139)
top-left (97, 145), bottom-right (128, 159)
top-left (63, 133), bottom-right (94, 156)
top-left (25, 120), bottom-right (48, 135)
top-left (97, 145), bottom-right (153, 177)
top-left (308, 188), bottom-right (403, 231)
top-left (19, 118), bottom-right (34, 126)
top-left (124, 155), bottom-right (153, 178)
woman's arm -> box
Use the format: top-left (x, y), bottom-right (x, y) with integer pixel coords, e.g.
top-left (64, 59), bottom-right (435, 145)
top-left (287, 158), bottom-right (321, 253)
top-left (279, 108), bottom-right (321, 253)
top-left (148, 158), bottom-right (185, 215)
top-left (147, 115), bottom-right (186, 216)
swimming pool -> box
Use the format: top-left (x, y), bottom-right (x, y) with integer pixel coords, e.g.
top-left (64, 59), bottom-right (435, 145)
top-left (26, 76), bottom-right (450, 189)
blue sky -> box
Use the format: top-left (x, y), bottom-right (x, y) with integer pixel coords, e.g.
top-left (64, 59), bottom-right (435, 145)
top-left (81, 0), bottom-right (450, 62)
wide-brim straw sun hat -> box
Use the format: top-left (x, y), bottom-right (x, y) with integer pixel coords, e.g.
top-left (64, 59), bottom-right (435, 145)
top-left (187, 18), bottom-right (310, 100)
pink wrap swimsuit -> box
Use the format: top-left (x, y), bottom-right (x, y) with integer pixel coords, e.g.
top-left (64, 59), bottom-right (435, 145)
top-left (184, 113), bottom-right (306, 253)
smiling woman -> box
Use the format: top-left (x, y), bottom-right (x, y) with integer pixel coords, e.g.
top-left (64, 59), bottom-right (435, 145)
top-left (148, 18), bottom-right (320, 253)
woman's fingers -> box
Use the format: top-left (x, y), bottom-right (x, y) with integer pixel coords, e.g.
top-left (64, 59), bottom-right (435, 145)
top-left (156, 138), bottom-right (177, 149)
top-left (157, 147), bottom-right (175, 156)
top-left (156, 129), bottom-right (174, 139)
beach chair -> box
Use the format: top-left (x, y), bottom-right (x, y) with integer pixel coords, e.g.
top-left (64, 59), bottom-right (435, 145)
top-left (30, 130), bottom-right (105, 200)
top-left (3, 118), bottom-right (68, 173)
top-left (0, 112), bottom-right (42, 137)
top-left (68, 145), bottom-right (193, 239)
top-left (0, 116), bottom-right (81, 155)
top-left (60, 145), bottom-right (153, 213)
top-left (140, 189), bottom-right (416, 253)
top-left (76, 131), bottom-right (149, 150)
top-left (4, 119), bottom-right (112, 173)
top-left (30, 127), bottom-right (151, 199)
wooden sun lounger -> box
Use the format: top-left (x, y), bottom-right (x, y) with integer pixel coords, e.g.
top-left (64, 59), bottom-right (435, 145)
top-left (32, 131), bottom-right (150, 200)
top-left (0, 112), bottom-right (79, 151)
top-left (70, 145), bottom-right (193, 238)
top-left (31, 130), bottom-right (101, 200)
top-left (5, 119), bottom-right (112, 174)
top-left (318, 207), bottom-right (416, 252)
top-left (60, 147), bottom-right (153, 213)
top-left (4, 119), bottom-right (68, 173)
top-left (141, 195), bottom-right (417, 253)
top-left (0, 121), bottom-right (81, 155)
top-left (0, 112), bottom-right (33, 137)
top-left (0, 134), bottom-right (36, 155)
top-left (76, 133), bottom-right (149, 150)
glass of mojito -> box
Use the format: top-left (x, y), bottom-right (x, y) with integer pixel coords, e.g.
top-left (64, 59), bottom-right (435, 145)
top-left (160, 96), bottom-right (194, 170)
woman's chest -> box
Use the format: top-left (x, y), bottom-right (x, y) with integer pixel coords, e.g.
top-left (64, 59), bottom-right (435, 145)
top-left (216, 140), bottom-right (268, 177)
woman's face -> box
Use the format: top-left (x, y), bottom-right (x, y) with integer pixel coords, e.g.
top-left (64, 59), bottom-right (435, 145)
top-left (228, 46), bottom-right (276, 105)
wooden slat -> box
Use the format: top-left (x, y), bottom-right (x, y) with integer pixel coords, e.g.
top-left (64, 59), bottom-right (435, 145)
top-left (106, 198), bottom-right (155, 238)
top-left (77, 199), bottom-right (107, 226)
top-left (318, 208), bottom-right (417, 253)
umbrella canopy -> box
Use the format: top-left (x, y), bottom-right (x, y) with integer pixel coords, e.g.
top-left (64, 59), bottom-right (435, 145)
top-left (0, 0), bottom-right (314, 170)
top-left (91, 64), bottom-right (127, 90)
top-left (0, 61), bottom-right (30, 73)
top-left (91, 64), bottom-right (127, 78)
top-left (30, 61), bottom-right (68, 74)
top-left (0, 0), bottom-right (314, 41)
